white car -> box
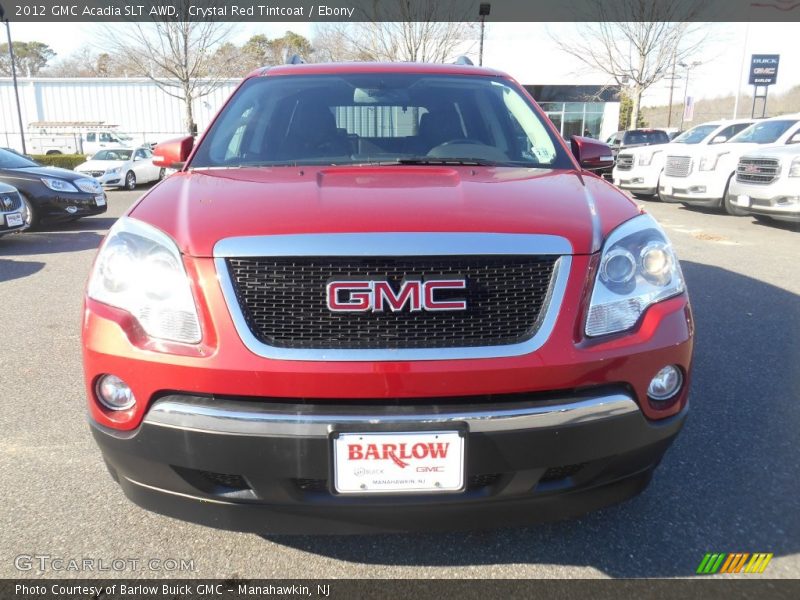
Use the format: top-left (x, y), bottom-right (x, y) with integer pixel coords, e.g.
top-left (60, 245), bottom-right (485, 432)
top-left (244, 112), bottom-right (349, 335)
top-left (75, 147), bottom-right (165, 190)
top-left (613, 119), bottom-right (753, 199)
top-left (659, 113), bottom-right (800, 215)
top-left (729, 144), bottom-right (800, 223)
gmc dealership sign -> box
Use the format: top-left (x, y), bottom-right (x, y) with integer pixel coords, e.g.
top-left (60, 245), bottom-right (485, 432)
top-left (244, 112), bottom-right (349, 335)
top-left (749, 55), bottom-right (780, 86)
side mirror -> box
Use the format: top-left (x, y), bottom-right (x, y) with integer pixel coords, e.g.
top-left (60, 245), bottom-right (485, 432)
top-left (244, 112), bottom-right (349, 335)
top-left (570, 135), bottom-right (614, 171)
top-left (132, 155), bottom-right (141, 162)
top-left (710, 135), bottom-right (727, 144)
top-left (152, 136), bottom-right (194, 169)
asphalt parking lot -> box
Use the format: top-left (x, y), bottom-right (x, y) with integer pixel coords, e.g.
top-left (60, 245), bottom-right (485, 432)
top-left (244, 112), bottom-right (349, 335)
top-left (1, 187), bottom-right (798, 579)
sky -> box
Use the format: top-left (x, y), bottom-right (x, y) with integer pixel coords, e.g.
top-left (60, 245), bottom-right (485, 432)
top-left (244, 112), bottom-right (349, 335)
top-left (6, 21), bottom-right (798, 109)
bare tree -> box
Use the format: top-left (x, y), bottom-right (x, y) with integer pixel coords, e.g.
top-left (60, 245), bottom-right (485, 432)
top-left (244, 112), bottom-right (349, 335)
top-left (551, 1), bottom-right (708, 128)
top-left (101, 12), bottom-right (234, 134)
top-left (314, 0), bottom-right (477, 63)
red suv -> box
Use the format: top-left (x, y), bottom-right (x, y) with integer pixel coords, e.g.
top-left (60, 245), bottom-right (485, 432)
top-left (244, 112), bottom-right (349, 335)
top-left (82, 62), bottom-right (693, 534)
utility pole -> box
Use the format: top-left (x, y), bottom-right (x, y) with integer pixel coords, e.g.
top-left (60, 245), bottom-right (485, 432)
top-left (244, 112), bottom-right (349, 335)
top-left (0, 4), bottom-right (26, 154)
top-left (666, 50), bottom-right (677, 128)
top-left (733, 23), bottom-right (750, 118)
top-left (478, 3), bottom-right (490, 66)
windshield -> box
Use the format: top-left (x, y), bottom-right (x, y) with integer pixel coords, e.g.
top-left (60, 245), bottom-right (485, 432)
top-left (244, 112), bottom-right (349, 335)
top-left (622, 130), bottom-right (669, 145)
top-left (0, 148), bottom-right (39, 169)
top-left (730, 120), bottom-right (797, 144)
top-left (191, 73), bottom-right (570, 169)
top-left (673, 124), bottom-right (719, 144)
top-left (93, 149), bottom-right (132, 161)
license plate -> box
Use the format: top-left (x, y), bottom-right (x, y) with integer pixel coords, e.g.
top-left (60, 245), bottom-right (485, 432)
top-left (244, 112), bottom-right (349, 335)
top-left (662, 185), bottom-right (672, 196)
top-left (5, 212), bottom-right (23, 227)
top-left (95, 195), bottom-right (107, 207)
top-left (333, 430), bottom-right (465, 494)
top-left (736, 194), bottom-right (751, 207)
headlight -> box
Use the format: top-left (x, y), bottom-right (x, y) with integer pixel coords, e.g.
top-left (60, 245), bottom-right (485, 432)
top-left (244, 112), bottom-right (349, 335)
top-left (586, 213), bottom-right (685, 337)
top-left (699, 152), bottom-right (728, 171)
top-left (106, 167), bottom-right (121, 175)
top-left (74, 178), bottom-right (102, 193)
top-left (638, 150), bottom-right (661, 166)
top-left (87, 217), bottom-right (201, 344)
top-left (789, 158), bottom-right (800, 178)
top-left (41, 177), bottom-right (79, 193)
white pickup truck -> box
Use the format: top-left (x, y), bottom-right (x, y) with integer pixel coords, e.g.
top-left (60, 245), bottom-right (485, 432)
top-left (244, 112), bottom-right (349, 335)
top-left (729, 144), bottom-right (800, 223)
top-left (26, 122), bottom-right (152, 155)
top-left (659, 113), bottom-right (800, 215)
top-left (612, 119), bottom-right (753, 199)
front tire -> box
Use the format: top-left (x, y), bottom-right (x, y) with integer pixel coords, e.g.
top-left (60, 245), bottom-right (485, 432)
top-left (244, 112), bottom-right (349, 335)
top-left (19, 193), bottom-right (38, 230)
top-left (124, 171), bottom-right (137, 190)
top-left (722, 175), bottom-right (746, 216)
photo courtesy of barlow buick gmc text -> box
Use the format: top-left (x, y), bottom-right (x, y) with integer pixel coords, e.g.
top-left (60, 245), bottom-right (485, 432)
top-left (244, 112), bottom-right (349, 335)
top-left (0, 0), bottom-right (798, 596)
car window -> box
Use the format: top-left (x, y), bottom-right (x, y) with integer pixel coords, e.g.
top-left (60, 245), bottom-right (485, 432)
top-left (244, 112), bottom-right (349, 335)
top-left (0, 148), bottom-right (39, 168)
top-left (730, 120), bottom-right (798, 144)
top-left (134, 149), bottom-right (146, 159)
top-left (99, 133), bottom-right (113, 142)
top-left (93, 149), bottom-right (132, 161)
top-left (672, 124), bottom-right (718, 144)
top-left (624, 131), bottom-right (668, 145)
top-left (191, 73), bottom-right (571, 169)
top-left (86, 133), bottom-right (96, 142)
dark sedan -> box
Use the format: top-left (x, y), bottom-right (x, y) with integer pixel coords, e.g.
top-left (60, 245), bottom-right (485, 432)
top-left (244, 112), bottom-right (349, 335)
top-left (0, 149), bottom-right (107, 228)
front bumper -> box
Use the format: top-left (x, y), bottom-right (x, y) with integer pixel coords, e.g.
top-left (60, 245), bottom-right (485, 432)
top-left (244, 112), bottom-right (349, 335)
top-left (613, 166), bottom-right (660, 196)
top-left (92, 389), bottom-right (687, 534)
top-left (729, 179), bottom-right (800, 222)
top-left (32, 189), bottom-right (107, 223)
top-left (659, 171), bottom-right (729, 206)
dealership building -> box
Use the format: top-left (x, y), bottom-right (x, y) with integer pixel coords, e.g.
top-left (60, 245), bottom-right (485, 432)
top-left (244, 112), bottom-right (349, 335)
top-left (0, 77), bottom-right (621, 150)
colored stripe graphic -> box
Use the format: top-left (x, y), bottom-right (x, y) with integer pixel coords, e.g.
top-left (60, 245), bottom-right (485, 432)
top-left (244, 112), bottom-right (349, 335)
top-left (697, 552), bottom-right (773, 574)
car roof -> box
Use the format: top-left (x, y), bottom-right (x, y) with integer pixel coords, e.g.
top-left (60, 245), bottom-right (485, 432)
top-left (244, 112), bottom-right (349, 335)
top-left (248, 62), bottom-right (509, 79)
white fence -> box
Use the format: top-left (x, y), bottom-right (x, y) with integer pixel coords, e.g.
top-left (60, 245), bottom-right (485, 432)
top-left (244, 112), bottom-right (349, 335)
top-left (0, 77), bottom-right (240, 151)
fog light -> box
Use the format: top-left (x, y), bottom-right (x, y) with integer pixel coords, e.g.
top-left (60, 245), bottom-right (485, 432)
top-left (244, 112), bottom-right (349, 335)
top-left (648, 366), bottom-right (682, 401)
top-left (96, 375), bottom-right (135, 410)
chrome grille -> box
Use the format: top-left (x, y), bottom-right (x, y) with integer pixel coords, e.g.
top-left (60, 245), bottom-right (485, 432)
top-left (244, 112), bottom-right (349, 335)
top-left (736, 157), bottom-right (780, 185)
top-left (664, 155), bottom-right (692, 177)
top-left (616, 153), bottom-right (634, 171)
top-left (79, 170), bottom-right (105, 178)
top-left (225, 256), bottom-right (558, 350)
top-left (0, 193), bottom-right (21, 212)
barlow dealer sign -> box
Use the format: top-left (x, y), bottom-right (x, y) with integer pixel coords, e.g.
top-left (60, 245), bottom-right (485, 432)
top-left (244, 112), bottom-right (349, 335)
top-left (749, 54), bottom-right (780, 86)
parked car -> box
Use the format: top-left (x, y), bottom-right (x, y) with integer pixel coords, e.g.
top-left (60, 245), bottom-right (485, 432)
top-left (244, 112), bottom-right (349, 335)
top-left (613, 119), bottom-right (753, 198)
top-left (728, 144), bottom-right (800, 223)
top-left (659, 113), bottom-right (800, 215)
top-left (0, 182), bottom-right (27, 236)
top-left (83, 61), bottom-right (693, 534)
top-left (602, 129), bottom-right (671, 178)
top-left (75, 147), bottom-right (165, 190)
top-left (0, 147), bottom-right (107, 228)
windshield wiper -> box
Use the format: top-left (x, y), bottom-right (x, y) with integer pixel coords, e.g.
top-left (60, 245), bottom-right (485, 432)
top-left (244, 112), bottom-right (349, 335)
top-left (372, 157), bottom-right (500, 167)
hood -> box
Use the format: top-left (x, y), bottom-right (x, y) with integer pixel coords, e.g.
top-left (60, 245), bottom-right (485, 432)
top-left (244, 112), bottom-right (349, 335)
top-left (129, 166), bottom-right (641, 257)
top-left (4, 165), bottom-right (92, 181)
top-left (666, 142), bottom-right (759, 158)
top-left (739, 144), bottom-right (800, 159)
top-left (76, 160), bottom-right (126, 171)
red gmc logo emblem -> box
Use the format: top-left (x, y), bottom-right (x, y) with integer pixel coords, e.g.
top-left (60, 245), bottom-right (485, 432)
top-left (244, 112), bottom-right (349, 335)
top-left (744, 164), bottom-right (760, 173)
top-left (326, 279), bottom-right (467, 312)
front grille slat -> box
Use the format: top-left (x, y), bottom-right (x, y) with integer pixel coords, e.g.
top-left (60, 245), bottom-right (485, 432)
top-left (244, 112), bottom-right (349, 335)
top-left (616, 153), bottom-right (634, 170)
top-left (664, 155), bottom-right (692, 177)
top-left (736, 157), bottom-right (780, 185)
top-left (226, 256), bottom-right (557, 350)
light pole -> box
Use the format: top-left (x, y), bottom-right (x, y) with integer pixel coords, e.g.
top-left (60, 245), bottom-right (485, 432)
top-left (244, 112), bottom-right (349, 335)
top-left (679, 61), bottom-right (701, 131)
top-left (0, 4), bottom-right (26, 154)
top-left (478, 3), bottom-right (490, 67)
